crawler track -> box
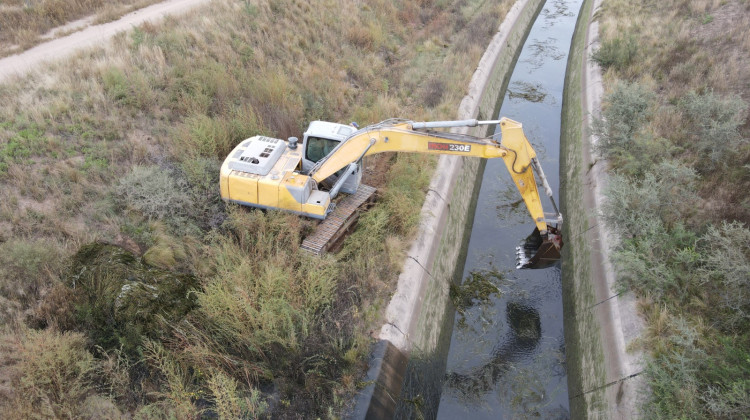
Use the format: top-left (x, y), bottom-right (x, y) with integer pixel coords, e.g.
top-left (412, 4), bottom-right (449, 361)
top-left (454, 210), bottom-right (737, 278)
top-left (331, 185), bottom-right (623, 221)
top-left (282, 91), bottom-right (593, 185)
top-left (301, 184), bottom-right (376, 254)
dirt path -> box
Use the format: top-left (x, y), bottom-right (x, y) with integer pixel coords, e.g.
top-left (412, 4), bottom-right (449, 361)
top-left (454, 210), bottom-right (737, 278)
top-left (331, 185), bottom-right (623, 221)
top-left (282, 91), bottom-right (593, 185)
top-left (0, 0), bottom-right (211, 84)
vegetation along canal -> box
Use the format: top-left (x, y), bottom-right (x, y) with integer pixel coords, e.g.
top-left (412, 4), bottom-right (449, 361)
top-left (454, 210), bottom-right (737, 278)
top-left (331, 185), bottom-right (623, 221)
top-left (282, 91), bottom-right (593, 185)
top-left (436, 0), bottom-right (582, 418)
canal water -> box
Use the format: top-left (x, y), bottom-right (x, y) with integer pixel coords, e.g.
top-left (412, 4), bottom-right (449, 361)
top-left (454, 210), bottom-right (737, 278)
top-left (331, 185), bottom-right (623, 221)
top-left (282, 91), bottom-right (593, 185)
top-left (435, 0), bottom-right (582, 418)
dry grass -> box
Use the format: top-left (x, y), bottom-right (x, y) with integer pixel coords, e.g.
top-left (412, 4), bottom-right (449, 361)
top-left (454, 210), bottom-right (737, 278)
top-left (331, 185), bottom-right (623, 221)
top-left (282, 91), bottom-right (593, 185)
top-left (0, 0), bottom-right (513, 416)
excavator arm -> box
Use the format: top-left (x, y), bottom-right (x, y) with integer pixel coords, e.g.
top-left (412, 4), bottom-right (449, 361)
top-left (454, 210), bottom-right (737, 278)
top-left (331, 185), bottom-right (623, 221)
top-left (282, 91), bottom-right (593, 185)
top-left (310, 118), bottom-right (560, 236)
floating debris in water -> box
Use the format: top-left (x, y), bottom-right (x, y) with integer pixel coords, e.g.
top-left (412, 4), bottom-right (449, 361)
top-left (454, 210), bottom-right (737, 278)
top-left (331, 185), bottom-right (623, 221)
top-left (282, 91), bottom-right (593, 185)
top-left (508, 81), bottom-right (549, 103)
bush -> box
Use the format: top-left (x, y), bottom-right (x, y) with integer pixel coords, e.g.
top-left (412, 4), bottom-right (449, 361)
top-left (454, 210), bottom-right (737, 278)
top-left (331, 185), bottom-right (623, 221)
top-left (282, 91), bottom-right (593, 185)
top-left (180, 157), bottom-right (226, 230)
top-left (116, 165), bottom-right (191, 225)
top-left (679, 91), bottom-right (747, 169)
top-left (3, 329), bottom-right (96, 419)
top-left (593, 82), bottom-right (655, 161)
top-left (591, 34), bottom-right (638, 71)
top-left (604, 161), bottom-right (703, 301)
top-left (642, 325), bottom-right (750, 419)
top-left (207, 369), bottom-right (267, 419)
top-left (139, 340), bottom-right (200, 419)
top-left (641, 319), bottom-right (706, 419)
top-left (602, 160), bottom-right (699, 237)
top-left (0, 239), bottom-right (65, 308)
top-left (700, 336), bottom-right (750, 419)
top-left (700, 221), bottom-right (750, 330)
top-left (187, 210), bottom-right (338, 380)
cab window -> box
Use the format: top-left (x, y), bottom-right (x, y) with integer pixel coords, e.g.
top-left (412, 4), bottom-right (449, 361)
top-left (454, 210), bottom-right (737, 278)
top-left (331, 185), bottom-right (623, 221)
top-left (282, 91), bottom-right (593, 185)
top-left (306, 136), bottom-right (340, 163)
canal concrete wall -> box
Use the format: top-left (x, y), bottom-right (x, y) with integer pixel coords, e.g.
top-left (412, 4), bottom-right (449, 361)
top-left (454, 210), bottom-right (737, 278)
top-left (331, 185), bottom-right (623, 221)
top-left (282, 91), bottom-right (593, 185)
top-left (560, 0), bottom-right (645, 418)
top-left (349, 0), bottom-right (545, 418)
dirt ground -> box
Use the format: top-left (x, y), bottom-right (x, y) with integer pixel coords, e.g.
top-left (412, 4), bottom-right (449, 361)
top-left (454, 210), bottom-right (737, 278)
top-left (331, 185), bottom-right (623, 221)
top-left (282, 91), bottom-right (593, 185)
top-left (0, 0), bottom-right (211, 83)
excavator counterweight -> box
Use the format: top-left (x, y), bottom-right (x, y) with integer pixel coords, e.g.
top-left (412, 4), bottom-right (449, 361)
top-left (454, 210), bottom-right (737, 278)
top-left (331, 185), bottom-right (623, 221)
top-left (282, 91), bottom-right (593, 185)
top-left (220, 118), bottom-right (563, 269)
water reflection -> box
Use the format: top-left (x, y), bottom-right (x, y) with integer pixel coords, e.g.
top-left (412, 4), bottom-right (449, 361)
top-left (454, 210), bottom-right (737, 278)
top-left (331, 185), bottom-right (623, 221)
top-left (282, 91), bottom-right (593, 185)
top-left (444, 303), bottom-right (568, 419)
top-left (494, 183), bottom-right (532, 226)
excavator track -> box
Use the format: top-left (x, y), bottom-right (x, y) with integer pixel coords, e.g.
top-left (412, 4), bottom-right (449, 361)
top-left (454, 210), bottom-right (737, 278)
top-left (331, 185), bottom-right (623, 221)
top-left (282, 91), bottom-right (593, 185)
top-left (301, 184), bottom-right (377, 254)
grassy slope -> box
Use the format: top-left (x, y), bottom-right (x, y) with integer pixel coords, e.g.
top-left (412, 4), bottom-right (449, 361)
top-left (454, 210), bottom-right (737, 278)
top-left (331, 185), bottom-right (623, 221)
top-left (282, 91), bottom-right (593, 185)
top-left (0, 0), bottom-right (512, 417)
top-left (592, 0), bottom-right (750, 417)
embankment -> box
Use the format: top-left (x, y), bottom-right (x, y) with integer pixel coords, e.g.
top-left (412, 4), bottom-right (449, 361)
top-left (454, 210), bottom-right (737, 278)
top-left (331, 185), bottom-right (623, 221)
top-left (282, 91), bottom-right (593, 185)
top-left (559, 0), bottom-right (645, 418)
top-left (349, 0), bottom-right (546, 417)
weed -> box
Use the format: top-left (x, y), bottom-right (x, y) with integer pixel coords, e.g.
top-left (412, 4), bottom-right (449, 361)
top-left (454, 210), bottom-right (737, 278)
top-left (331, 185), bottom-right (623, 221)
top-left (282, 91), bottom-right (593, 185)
top-left (66, 243), bottom-right (198, 357)
top-left (207, 368), bottom-right (267, 419)
top-left (699, 221), bottom-right (750, 330)
top-left (450, 269), bottom-right (504, 329)
top-left (0, 238), bottom-right (65, 308)
top-left (593, 1), bottom-right (750, 417)
top-left (2, 328), bottom-right (96, 418)
top-left (591, 34), bottom-right (638, 71)
top-left (421, 77), bottom-right (446, 108)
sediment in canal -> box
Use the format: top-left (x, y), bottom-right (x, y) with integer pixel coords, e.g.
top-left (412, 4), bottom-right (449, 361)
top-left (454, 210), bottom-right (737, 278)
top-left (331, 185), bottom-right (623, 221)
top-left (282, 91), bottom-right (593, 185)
top-left (348, 0), bottom-right (546, 418)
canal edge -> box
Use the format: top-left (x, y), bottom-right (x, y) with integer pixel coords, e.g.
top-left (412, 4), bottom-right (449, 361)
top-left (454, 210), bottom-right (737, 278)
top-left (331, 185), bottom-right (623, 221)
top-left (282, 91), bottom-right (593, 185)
top-left (347, 0), bottom-right (547, 418)
top-left (560, 0), bottom-right (647, 418)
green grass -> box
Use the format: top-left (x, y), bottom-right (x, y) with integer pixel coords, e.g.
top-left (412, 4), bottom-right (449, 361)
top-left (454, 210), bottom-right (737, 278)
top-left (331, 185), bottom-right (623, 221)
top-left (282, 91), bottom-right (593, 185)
top-left (0, 0), bottom-right (513, 417)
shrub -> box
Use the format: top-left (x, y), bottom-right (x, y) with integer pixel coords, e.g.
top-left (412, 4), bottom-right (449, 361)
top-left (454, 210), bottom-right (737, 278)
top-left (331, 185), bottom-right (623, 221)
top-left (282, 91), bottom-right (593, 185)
top-left (421, 77), bottom-right (445, 108)
top-left (593, 82), bottom-right (655, 161)
top-left (187, 209), bottom-right (338, 382)
top-left (602, 160), bottom-right (699, 237)
top-left (140, 340), bottom-right (199, 419)
top-left (699, 221), bottom-right (750, 330)
top-left (0, 238), bottom-right (65, 307)
top-left (679, 91), bottom-right (747, 169)
top-left (700, 336), bottom-right (750, 419)
top-left (591, 34), bottom-right (638, 71)
top-left (641, 319), bottom-right (706, 419)
top-left (116, 165), bottom-right (191, 225)
top-left (173, 105), bottom-right (264, 161)
top-left (102, 67), bottom-right (130, 104)
top-left (4, 329), bottom-right (95, 419)
top-left (604, 161), bottom-right (703, 301)
top-left (207, 369), bottom-right (267, 419)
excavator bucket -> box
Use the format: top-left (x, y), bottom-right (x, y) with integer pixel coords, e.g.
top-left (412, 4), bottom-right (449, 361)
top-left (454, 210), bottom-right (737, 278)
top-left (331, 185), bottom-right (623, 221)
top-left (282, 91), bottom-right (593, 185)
top-left (516, 226), bottom-right (563, 269)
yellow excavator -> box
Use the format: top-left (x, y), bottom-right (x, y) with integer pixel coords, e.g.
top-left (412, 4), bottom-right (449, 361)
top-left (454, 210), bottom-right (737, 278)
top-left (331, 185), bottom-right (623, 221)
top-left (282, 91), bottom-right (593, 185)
top-left (220, 118), bottom-right (563, 269)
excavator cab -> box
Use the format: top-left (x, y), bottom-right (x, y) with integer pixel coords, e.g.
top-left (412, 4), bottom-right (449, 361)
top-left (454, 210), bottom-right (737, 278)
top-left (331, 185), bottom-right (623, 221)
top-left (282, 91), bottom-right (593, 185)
top-left (301, 121), bottom-right (356, 172)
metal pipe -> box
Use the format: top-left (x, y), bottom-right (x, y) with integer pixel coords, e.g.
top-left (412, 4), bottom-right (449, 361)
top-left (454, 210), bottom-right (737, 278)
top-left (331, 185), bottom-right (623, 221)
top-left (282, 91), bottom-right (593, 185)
top-left (531, 158), bottom-right (562, 224)
top-left (330, 163), bottom-right (358, 199)
top-left (411, 119), bottom-right (503, 129)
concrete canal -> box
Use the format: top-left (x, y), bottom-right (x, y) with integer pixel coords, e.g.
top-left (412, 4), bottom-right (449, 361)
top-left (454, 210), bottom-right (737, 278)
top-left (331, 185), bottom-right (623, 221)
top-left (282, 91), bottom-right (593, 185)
top-left (435, 0), bottom-right (582, 418)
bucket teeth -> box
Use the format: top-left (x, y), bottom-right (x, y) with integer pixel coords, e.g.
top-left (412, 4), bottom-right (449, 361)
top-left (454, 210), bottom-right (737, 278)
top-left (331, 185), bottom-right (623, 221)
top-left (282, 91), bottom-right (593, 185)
top-left (515, 226), bottom-right (563, 269)
top-left (515, 244), bottom-right (534, 269)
